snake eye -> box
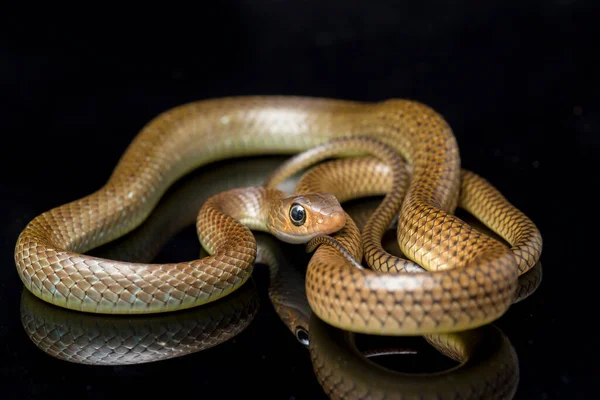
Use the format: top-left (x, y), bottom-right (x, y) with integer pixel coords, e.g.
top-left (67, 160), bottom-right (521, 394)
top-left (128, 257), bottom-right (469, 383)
top-left (289, 203), bottom-right (306, 226)
top-left (295, 326), bottom-right (309, 346)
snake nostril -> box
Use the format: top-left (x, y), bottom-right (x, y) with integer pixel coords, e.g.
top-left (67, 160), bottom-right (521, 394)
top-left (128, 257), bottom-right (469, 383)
top-left (295, 326), bottom-right (309, 346)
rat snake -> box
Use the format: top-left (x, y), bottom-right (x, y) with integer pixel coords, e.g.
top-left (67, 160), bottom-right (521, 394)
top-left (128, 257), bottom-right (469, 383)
top-left (14, 96), bottom-right (542, 335)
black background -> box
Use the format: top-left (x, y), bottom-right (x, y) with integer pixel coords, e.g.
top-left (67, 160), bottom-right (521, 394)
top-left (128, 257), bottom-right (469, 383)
top-left (1, 1), bottom-right (596, 398)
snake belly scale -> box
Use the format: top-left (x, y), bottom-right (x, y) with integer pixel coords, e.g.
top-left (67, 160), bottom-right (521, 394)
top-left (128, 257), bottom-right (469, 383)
top-left (14, 96), bottom-right (541, 335)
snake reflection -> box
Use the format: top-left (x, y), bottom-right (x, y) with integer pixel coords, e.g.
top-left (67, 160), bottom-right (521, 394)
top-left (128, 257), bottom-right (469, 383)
top-left (20, 156), bottom-right (541, 399)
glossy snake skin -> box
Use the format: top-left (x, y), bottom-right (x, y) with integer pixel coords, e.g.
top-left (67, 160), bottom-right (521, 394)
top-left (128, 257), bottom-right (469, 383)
top-left (19, 157), bottom-right (297, 365)
top-left (287, 154), bottom-right (541, 334)
top-left (20, 191), bottom-right (537, 397)
top-left (19, 153), bottom-right (540, 398)
top-left (291, 165), bottom-right (539, 399)
top-left (14, 96), bottom-right (541, 336)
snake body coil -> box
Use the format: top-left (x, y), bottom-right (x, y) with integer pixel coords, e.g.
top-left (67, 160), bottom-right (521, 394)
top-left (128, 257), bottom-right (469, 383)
top-left (14, 96), bottom-right (542, 335)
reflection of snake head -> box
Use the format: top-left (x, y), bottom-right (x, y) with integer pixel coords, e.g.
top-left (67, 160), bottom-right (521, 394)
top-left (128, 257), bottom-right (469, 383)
top-left (267, 192), bottom-right (346, 244)
top-left (274, 297), bottom-right (311, 347)
top-left (253, 231), bottom-right (313, 347)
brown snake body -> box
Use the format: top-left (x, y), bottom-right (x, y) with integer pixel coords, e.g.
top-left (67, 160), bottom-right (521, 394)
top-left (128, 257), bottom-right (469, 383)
top-left (14, 96), bottom-right (542, 335)
top-left (19, 152), bottom-right (541, 398)
top-left (287, 156), bottom-right (539, 399)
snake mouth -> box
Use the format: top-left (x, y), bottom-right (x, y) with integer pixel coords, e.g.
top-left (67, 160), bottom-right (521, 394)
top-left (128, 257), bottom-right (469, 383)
top-left (272, 230), bottom-right (318, 244)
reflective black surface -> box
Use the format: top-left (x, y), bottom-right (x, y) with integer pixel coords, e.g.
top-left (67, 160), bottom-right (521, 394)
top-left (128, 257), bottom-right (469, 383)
top-left (1, 1), bottom-right (595, 398)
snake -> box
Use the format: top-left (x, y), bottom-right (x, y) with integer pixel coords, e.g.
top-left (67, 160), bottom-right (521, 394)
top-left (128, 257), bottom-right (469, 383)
top-left (19, 152), bottom-right (540, 399)
top-left (14, 96), bottom-right (542, 336)
top-left (18, 156), bottom-right (298, 366)
top-left (281, 160), bottom-right (539, 399)
top-left (19, 197), bottom-right (534, 399)
top-left (18, 187), bottom-right (539, 398)
top-left (294, 167), bottom-right (538, 399)
top-left (268, 139), bottom-right (541, 335)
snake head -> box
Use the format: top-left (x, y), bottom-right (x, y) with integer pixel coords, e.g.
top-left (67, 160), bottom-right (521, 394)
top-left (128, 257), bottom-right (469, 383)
top-left (268, 193), bottom-right (346, 244)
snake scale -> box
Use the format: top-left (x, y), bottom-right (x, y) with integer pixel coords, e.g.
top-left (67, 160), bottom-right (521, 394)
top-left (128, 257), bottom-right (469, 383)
top-left (19, 176), bottom-right (540, 397)
top-left (19, 151), bottom-right (542, 398)
top-left (14, 96), bottom-right (542, 335)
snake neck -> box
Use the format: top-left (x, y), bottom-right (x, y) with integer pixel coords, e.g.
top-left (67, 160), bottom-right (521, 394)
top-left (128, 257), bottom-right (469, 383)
top-left (196, 186), bottom-right (286, 255)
